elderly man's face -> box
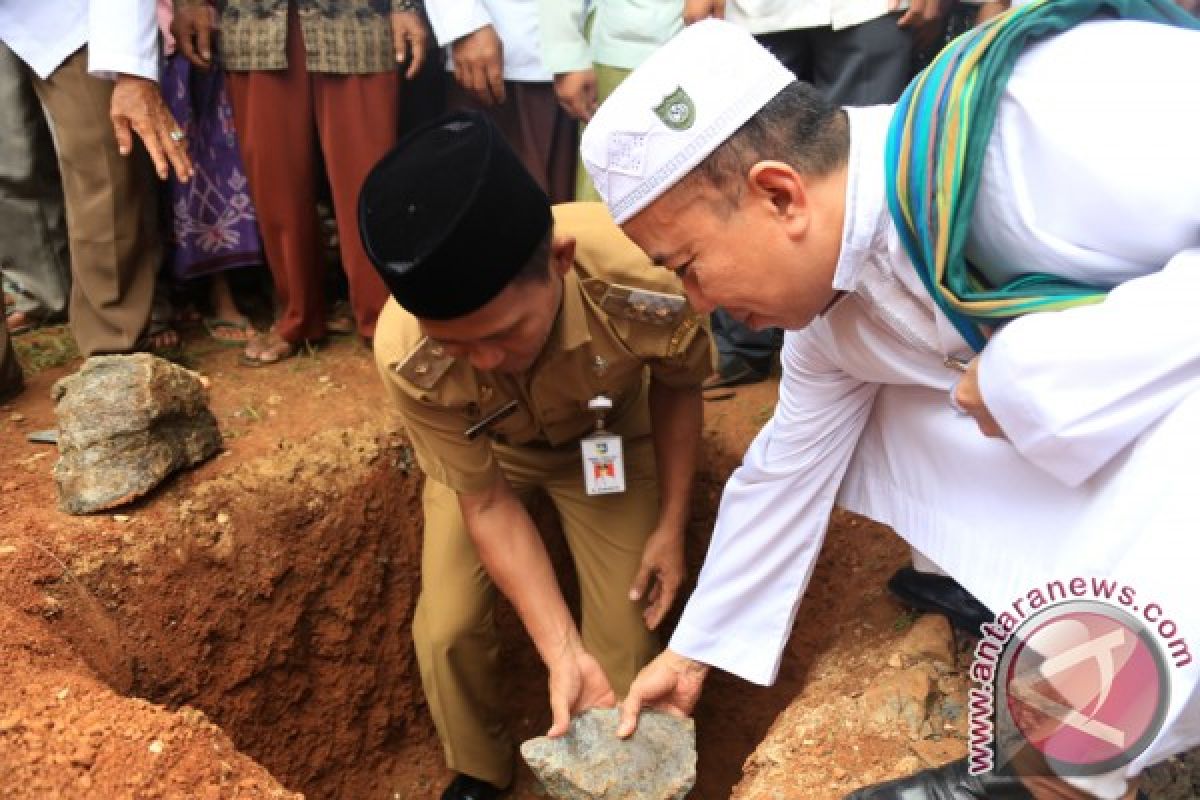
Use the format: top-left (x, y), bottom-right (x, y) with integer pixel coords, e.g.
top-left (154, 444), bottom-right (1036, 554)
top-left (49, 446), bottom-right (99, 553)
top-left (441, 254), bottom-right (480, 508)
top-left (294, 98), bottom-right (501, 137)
top-left (419, 237), bottom-right (572, 373)
top-left (622, 166), bottom-right (844, 332)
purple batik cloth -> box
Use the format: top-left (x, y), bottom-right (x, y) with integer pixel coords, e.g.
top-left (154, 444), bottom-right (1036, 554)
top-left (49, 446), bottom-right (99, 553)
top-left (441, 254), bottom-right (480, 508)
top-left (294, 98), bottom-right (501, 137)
top-left (163, 53), bottom-right (263, 279)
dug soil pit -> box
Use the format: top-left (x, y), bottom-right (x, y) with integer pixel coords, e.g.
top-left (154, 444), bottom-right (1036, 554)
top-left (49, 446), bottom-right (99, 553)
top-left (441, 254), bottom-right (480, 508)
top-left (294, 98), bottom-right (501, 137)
top-left (1, 330), bottom-right (980, 799)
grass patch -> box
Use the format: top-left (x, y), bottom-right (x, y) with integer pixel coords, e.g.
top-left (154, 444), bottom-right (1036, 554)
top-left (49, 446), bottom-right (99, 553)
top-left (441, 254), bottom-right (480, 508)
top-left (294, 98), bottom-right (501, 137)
top-left (13, 325), bottom-right (79, 375)
top-left (286, 340), bottom-right (324, 373)
top-left (236, 402), bottom-right (263, 422)
top-left (893, 609), bottom-right (920, 633)
top-left (176, 342), bottom-right (226, 371)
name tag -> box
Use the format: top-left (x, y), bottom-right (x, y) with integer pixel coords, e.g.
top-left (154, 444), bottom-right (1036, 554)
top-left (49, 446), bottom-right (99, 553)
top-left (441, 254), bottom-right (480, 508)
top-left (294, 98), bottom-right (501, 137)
top-left (581, 432), bottom-right (626, 495)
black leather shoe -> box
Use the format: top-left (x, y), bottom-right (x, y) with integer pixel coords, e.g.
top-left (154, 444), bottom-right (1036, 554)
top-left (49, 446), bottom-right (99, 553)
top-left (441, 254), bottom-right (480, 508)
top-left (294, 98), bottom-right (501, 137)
top-left (440, 773), bottom-right (507, 800)
top-left (888, 567), bottom-right (995, 637)
top-left (844, 757), bottom-right (1033, 799)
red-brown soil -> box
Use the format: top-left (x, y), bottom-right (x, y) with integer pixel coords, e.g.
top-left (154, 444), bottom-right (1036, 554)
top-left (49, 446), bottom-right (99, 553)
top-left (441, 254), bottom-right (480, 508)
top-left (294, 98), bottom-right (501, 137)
top-left (0, 327), bottom-right (915, 799)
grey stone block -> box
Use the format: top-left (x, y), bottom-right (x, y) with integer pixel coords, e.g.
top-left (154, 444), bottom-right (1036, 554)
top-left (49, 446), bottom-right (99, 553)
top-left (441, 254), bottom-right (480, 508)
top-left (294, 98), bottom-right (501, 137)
top-left (52, 354), bottom-right (222, 514)
top-left (521, 708), bottom-right (696, 800)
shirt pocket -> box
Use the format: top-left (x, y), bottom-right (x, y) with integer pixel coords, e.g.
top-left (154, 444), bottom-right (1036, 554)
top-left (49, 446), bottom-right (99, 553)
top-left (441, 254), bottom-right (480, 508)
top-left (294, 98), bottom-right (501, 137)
top-left (483, 401), bottom-right (538, 445)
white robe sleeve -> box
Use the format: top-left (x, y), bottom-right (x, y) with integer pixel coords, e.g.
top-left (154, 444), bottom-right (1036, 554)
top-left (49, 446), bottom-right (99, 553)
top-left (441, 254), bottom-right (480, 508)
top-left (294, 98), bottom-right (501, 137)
top-left (978, 248), bottom-right (1200, 488)
top-left (669, 329), bottom-right (878, 685)
top-left (87, 0), bottom-right (159, 81)
top-left (425, 0), bottom-right (494, 47)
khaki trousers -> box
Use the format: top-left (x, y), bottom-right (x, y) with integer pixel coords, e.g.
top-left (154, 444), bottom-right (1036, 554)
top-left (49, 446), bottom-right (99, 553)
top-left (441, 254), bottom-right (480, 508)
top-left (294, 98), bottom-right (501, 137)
top-left (30, 47), bottom-right (159, 356)
top-left (414, 436), bottom-right (661, 787)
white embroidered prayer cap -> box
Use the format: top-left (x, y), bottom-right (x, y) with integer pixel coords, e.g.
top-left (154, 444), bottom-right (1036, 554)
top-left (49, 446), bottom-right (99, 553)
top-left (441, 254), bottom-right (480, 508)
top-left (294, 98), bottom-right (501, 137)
top-left (581, 18), bottom-right (795, 224)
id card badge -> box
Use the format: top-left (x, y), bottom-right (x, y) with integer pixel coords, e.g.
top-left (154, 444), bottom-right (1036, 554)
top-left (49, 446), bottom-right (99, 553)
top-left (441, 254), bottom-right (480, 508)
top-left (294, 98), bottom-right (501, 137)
top-left (581, 432), bottom-right (626, 495)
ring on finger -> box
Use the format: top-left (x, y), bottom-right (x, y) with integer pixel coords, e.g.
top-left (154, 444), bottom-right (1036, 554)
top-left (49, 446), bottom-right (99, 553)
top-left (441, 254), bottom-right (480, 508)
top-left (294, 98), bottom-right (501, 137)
top-left (169, 129), bottom-right (185, 142)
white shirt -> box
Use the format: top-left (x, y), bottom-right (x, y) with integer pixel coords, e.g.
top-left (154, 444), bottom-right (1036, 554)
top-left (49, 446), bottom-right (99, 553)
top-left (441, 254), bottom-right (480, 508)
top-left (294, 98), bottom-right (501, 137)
top-left (725, 0), bottom-right (894, 34)
top-left (671, 19), bottom-right (1200, 686)
top-left (425, 0), bottom-right (552, 82)
top-left (0, 0), bottom-right (159, 81)
top-left (538, 0), bottom-right (684, 73)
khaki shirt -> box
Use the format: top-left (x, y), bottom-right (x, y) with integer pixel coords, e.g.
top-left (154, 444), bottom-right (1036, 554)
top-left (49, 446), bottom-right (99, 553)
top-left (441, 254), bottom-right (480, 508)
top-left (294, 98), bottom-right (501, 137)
top-left (374, 202), bottom-right (714, 494)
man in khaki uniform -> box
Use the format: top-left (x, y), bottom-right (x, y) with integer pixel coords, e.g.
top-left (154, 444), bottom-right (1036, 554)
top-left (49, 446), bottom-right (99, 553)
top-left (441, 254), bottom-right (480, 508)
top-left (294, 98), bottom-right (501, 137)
top-left (359, 110), bottom-right (712, 800)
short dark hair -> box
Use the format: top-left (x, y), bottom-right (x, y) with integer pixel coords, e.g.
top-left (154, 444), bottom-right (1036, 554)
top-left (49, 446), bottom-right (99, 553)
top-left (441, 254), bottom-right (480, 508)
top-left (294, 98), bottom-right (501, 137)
top-left (686, 81), bottom-right (850, 208)
top-left (510, 228), bottom-right (554, 284)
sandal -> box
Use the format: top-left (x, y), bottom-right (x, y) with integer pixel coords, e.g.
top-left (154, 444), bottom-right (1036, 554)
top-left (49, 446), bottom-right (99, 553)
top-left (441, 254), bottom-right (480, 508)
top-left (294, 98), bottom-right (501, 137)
top-left (133, 322), bottom-right (181, 355)
top-left (325, 302), bottom-right (356, 337)
top-left (239, 330), bottom-right (299, 367)
top-left (326, 316), bottom-right (356, 336)
top-left (203, 316), bottom-right (254, 346)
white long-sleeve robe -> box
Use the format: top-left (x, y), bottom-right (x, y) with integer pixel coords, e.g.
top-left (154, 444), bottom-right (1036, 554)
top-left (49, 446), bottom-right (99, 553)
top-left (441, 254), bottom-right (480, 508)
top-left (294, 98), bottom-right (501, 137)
top-left (0, 0), bottom-right (159, 81)
top-left (670, 18), bottom-right (1200, 790)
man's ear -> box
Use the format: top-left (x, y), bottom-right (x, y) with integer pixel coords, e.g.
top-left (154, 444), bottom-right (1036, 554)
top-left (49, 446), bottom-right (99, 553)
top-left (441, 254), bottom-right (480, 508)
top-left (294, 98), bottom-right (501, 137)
top-left (746, 161), bottom-right (810, 234)
top-left (550, 234), bottom-right (576, 277)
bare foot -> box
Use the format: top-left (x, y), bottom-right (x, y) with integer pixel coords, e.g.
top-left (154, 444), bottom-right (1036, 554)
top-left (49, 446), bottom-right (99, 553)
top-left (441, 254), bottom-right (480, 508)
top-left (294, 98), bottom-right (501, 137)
top-left (203, 317), bottom-right (253, 344)
top-left (209, 274), bottom-right (252, 337)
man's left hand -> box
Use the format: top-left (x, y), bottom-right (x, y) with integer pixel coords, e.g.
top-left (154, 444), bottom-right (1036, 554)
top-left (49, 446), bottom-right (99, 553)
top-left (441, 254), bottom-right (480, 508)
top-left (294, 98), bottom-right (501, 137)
top-left (391, 10), bottom-right (429, 80)
top-left (953, 357), bottom-right (1006, 439)
top-left (546, 647), bottom-right (616, 737)
top-left (110, 74), bottom-right (193, 182)
top-left (630, 527), bottom-right (684, 630)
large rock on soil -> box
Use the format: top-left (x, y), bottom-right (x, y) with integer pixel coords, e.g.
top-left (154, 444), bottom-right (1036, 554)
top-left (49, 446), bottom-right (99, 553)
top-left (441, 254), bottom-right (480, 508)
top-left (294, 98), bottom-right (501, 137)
top-left (52, 354), bottom-right (221, 514)
top-left (521, 708), bottom-right (696, 800)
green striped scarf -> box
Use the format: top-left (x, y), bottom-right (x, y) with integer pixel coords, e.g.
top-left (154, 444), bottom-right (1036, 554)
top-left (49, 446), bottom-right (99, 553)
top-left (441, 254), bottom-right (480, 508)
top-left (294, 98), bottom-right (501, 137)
top-left (885, 0), bottom-right (1200, 351)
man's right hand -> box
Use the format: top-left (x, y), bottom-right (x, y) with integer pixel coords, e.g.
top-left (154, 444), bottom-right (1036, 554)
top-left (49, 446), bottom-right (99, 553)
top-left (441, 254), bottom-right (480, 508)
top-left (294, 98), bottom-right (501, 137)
top-left (172, 2), bottom-right (216, 69)
top-left (110, 74), bottom-right (194, 181)
top-left (452, 25), bottom-right (506, 106)
top-left (547, 645), bottom-right (617, 737)
top-left (553, 69), bottom-right (597, 122)
top-left (616, 648), bottom-right (709, 738)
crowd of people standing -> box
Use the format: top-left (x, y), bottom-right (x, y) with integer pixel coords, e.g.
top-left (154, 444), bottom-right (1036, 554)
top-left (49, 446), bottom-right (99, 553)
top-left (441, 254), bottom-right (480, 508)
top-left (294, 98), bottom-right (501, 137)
top-left (2, 0), bottom-right (1016, 395)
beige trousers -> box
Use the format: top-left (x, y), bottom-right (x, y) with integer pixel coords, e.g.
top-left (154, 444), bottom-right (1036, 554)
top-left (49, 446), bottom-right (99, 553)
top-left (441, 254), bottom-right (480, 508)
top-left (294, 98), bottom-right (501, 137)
top-left (413, 436), bottom-right (661, 787)
top-left (30, 47), bottom-right (159, 356)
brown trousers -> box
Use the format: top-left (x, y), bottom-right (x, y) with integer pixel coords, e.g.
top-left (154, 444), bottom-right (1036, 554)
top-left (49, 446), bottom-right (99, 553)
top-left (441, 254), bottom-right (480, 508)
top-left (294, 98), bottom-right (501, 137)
top-left (29, 47), bottom-right (159, 356)
top-left (447, 80), bottom-right (577, 205)
top-left (226, 13), bottom-right (397, 343)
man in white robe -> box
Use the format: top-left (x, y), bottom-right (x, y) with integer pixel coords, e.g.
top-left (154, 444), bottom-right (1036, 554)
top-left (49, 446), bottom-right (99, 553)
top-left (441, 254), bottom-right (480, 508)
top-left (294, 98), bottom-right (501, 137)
top-left (580, 14), bottom-right (1200, 800)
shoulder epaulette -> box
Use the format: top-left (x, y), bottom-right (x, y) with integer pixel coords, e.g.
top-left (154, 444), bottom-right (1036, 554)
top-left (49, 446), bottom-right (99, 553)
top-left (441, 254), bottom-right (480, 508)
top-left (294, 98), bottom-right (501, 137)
top-left (390, 336), bottom-right (455, 390)
top-left (595, 283), bottom-right (687, 327)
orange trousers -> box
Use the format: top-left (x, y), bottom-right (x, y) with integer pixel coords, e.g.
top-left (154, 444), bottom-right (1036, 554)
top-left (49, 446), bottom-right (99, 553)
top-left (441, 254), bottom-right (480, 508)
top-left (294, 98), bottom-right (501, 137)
top-left (226, 14), bottom-right (397, 342)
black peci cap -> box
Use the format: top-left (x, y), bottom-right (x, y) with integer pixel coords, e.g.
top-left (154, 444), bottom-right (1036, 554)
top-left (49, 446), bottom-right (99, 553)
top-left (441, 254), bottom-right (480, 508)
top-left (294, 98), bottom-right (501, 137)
top-left (357, 110), bottom-right (553, 320)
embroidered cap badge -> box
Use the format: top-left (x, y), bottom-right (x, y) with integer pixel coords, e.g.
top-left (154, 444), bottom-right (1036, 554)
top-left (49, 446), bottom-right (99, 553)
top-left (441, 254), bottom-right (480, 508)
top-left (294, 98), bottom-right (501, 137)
top-left (654, 88), bottom-right (696, 131)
